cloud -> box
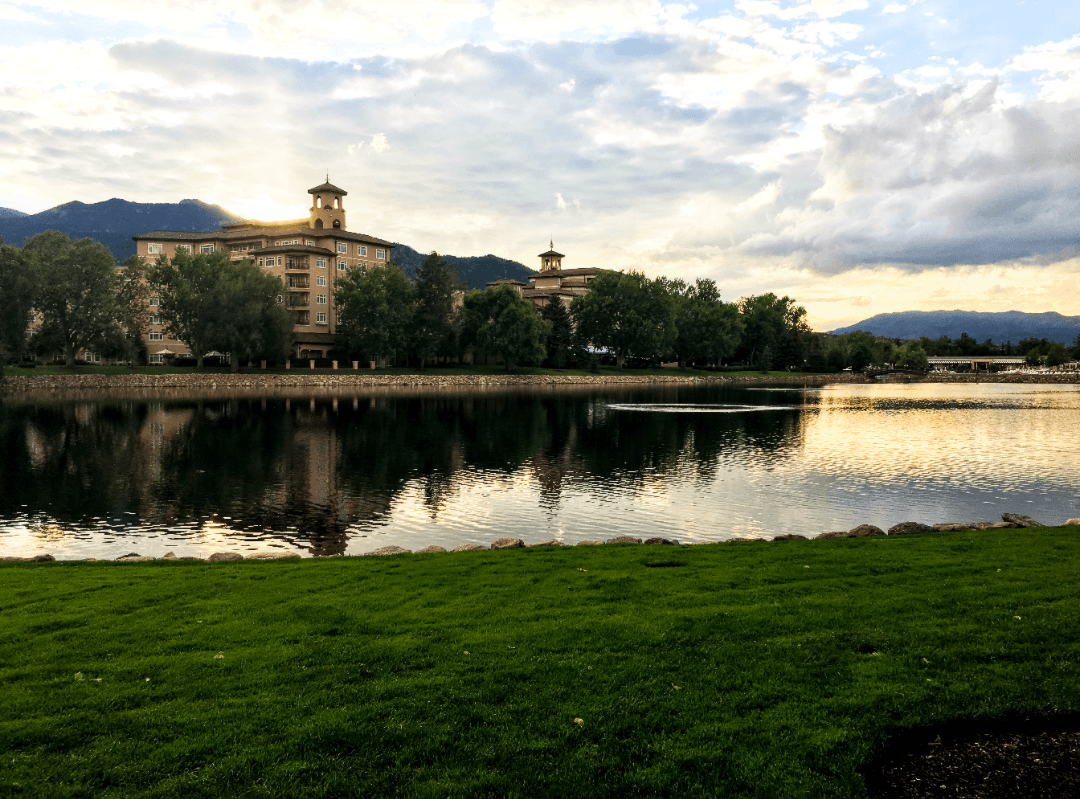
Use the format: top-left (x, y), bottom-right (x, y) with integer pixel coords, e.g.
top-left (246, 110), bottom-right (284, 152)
top-left (882, 3), bottom-right (906, 12)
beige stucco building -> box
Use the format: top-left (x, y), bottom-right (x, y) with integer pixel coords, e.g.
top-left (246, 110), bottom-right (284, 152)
top-left (488, 244), bottom-right (605, 310)
top-left (132, 180), bottom-right (393, 362)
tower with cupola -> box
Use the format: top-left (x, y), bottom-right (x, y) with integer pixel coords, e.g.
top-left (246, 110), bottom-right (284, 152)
top-left (308, 178), bottom-right (348, 231)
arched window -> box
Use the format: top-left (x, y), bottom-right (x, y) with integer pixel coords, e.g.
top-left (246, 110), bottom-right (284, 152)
top-left (315, 219), bottom-right (324, 229)
top-left (333, 219), bottom-right (340, 228)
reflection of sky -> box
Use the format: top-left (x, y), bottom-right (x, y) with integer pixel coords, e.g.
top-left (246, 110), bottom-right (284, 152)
top-left (3, 383), bottom-right (1080, 558)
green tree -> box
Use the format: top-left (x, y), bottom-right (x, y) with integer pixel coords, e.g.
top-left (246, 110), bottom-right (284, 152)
top-left (208, 260), bottom-right (293, 371)
top-left (1046, 342), bottom-right (1069, 367)
top-left (735, 293), bottom-right (809, 369)
top-left (0, 238), bottom-right (38, 372)
top-left (570, 271), bottom-right (677, 368)
top-left (413, 252), bottom-right (461, 368)
top-left (895, 340), bottom-right (929, 371)
top-left (97, 256), bottom-right (150, 365)
top-left (672, 278), bottom-right (744, 367)
top-left (462, 285), bottom-right (549, 369)
top-left (335, 262), bottom-right (415, 366)
top-left (149, 249), bottom-right (226, 368)
top-left (25, 231), bottom-right (124, 367)
top-left (540, 296), bottom-right (573, 369)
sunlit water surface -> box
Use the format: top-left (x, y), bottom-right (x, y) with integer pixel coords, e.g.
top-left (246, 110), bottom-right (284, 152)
top-left (1, 382), bottom-right (1077, 558)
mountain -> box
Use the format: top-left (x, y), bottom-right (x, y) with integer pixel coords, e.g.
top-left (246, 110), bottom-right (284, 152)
top-left (0, 207), bottom-right (29, 220)
top-left (0, 199), bottom-right (243, 261)
top-left (389, 243), bottom-right (535, 289)
top-left (830, 310), bottom-right (1080, 345)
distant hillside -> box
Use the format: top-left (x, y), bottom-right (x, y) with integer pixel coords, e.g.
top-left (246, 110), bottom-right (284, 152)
top-left (0, 199), bottom-right (243, 261)
top-left (0, 207), bottom-right (28, 220)
top-left (830, 310), bottom-right (1080, 344)
top-left (389, 243), bottom-right (535, 289)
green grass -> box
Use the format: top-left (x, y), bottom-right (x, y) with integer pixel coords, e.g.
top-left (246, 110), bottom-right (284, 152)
top-left (4, 529), bottom-right (1076, 797)
top-left (3, 364), bottom-right (823, 379)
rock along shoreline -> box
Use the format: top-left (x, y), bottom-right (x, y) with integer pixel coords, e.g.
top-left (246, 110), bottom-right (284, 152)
top-left (2, 370), bottom-right (1079, 397)
top-left (4, 514), bottom-right (1077, 563)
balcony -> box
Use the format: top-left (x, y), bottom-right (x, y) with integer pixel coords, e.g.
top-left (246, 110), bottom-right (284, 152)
top-left (286, 257), bottom-right (309, 270)
top-left (287, 292), bottom-right (310, 308)
top-left (286, 276), bottom-right (309, 288)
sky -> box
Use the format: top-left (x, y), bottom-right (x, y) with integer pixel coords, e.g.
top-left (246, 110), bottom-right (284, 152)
top-left (1, 1), bottom-right (1079, 330)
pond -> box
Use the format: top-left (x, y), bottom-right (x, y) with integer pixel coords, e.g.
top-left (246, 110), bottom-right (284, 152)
top-left (1, 382), bottom-right (1078, 558)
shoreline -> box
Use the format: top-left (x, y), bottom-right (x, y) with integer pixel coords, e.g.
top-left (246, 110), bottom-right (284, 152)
top-left (2, 369), bottom-right (1079, 398)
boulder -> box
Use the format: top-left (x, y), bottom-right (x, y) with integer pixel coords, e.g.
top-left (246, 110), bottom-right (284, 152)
top-left (816, 531), bottom-right (851, 539)
top-left (772, 534), bottom-right (809, 541)
top-left (30, 553), bottom-right (56, 562)
top-left (528, 539), bottom-right (565, 547)
top-left (1064, 519), bottom-right (1080, 527)
top-left (887, 522), bottom-right (934, 536)
top-left (574, 540), bottom-right (603, 546)
top-left (1002, 513), bottom-right (1043, 528)
top-left (605, 536), bottom-right (642, 545)
top-left (364, 546), bottom-right (411, 557)
top-left (643, 537), bottom-right (680, 546)
top-left (415, 545), bottom-right (448, 554)
top-left (0, 556), bottom-right (26, 562)
top-left (452, 543), bottom-right (486, 552)
top-left (207, 551), bottom-right (244, 562)
top-left (116, 554), bottom-right (155, 562)
top-left (247, 551), bottom-right (302, 559)
top-left (990, 522), bottom-right (1018, 529)
top-left (490, 538), bottom-right (525, 550)
top-left (161, 551), bottom-right (178, 560)
top-left (725, 537), bottom-right (766, 544)
top-left (933, 522), bottom-right (976, 532)
top-left (847, 524), bottom-right (886, 537)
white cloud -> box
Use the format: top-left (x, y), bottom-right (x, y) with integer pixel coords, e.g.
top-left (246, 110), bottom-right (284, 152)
top-left (882, 3), bottom-right (906, 12)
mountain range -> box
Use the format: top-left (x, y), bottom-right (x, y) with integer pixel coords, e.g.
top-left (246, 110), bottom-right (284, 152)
top-left (0, 199), bottom-right (535, 288)
top-left (830, 310), bottom-right (1080, 344)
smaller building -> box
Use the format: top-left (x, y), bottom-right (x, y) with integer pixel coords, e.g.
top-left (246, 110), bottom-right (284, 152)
top-left (488, 242), bottom-right (605, 309)
top-left (927, 356), bottom-right (1028, 372)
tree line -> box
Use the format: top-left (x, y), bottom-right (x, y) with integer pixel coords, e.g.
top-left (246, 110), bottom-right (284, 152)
top-left (337, 253), bottom-right (811, 370)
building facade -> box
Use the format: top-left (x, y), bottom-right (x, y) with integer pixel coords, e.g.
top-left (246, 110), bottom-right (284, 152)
top-left (132, 180), bottom-right (394, 362)
top-left (488, 243), bottom-right (605, 309)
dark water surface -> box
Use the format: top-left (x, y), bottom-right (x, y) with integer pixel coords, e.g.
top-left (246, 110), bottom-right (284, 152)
top-left (2, 382), bottom-right (1078, 558)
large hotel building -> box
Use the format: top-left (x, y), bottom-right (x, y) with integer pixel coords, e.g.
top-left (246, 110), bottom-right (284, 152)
top-left (132, 179), bottom-right (393, 362)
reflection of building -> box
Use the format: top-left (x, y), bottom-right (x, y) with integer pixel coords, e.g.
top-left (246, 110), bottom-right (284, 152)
top-left (133, 179), bottom-right (395, 361)
top-left (487, 242), bottom-right (606, 309)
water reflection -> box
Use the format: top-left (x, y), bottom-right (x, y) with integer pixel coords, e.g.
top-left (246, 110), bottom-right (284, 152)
top-left (1, 383), bottom-right (1078, 557)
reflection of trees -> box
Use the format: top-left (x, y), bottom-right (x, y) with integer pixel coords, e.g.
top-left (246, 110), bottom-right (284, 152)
top-left (0, 386), bottom-right (809, 550)
top-left (0, 401), bottom-right (150, 523)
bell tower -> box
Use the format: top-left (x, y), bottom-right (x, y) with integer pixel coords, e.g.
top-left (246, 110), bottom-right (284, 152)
top-left (308, 177), bottom-right (348, 231)
top-left (538, 239), bottom-right (564, 272)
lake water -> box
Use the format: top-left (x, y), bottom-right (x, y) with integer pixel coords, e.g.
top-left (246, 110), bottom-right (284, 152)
top-left (1, 382), bottom-right (1078, 559)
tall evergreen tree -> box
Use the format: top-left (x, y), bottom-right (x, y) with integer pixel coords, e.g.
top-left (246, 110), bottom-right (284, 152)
top-left (540, 296), bottom-right (573, 368)
top-left (413, 252), bottom-right (461, 368)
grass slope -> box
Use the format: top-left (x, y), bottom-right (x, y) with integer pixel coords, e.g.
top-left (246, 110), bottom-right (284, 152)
top-left (2, 530), bottom-right (1078, 797)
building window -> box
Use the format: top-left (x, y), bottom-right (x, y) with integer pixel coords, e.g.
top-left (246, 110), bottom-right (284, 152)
top-left (275, 239), bottom-right (298, 246)
top-left (337, 260), bottom-right (347, 271)
top-left (149, 296), bottom-right (160, 307)
top-left (276, 295), bottom-right (283, 303)
top-left (376, 249), bottom-right (385, 260)
top-left (149, 332), bottom-right (164, 341)
top-left (176, 244), bottom-right (192, 254)
top-left (316, 312), bottom-right (328, 325)
top-left (316, 294), bottom-right (327, 305)
top-left (305, 240), bottom-right (315, 246)
top-left (316, 258), bottom-right (327, 269)
top-left (337, 242), bottom-right (347, 254)
top-left (200, 244), bottom-right (214, 254)
top-left (295, 311), bottom-right (310, 325)
top-left (316, 275), bottom-right (327, 287)
top-left (358, 245), bottom-right (367, 256)
top-left (148, 315), bottom-right (161, 325)
top-left (147, 243), bottom-right (163, 254)
top-left (149, 353), bottom-right (164, 364)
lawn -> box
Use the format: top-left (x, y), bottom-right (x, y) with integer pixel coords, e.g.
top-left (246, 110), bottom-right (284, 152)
top-left (2, 529), bottom-right (1076, 797)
